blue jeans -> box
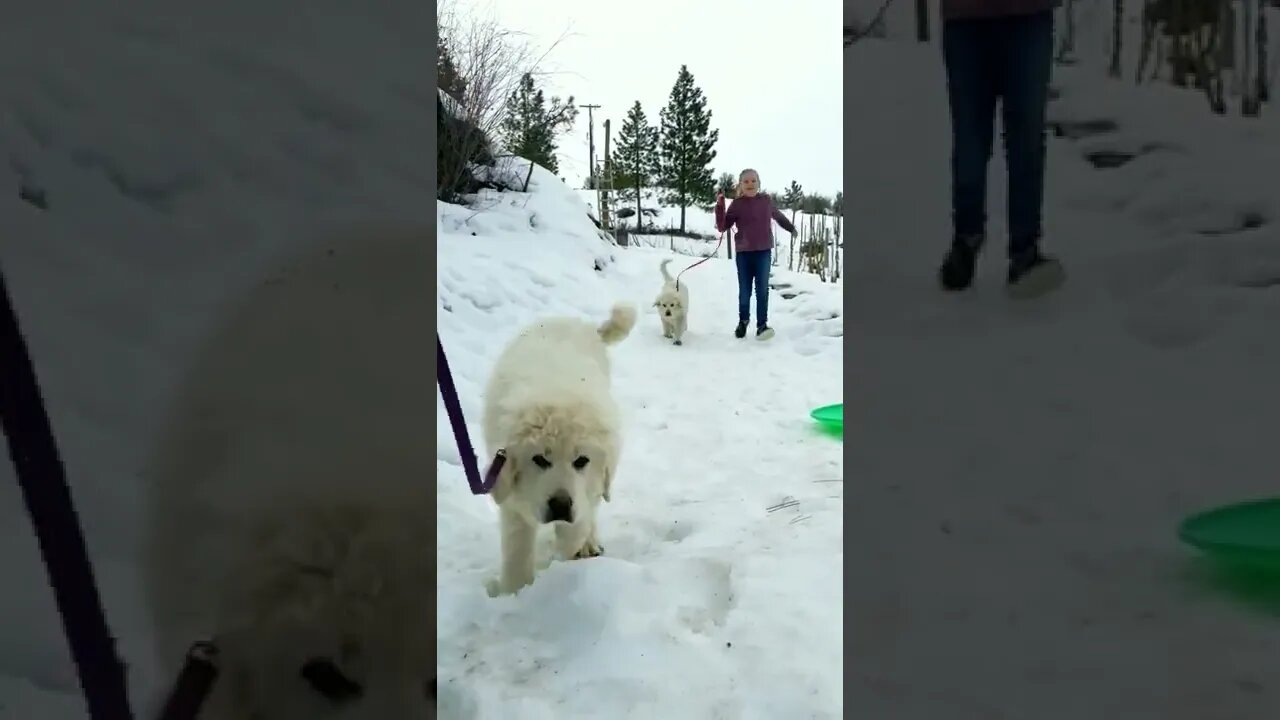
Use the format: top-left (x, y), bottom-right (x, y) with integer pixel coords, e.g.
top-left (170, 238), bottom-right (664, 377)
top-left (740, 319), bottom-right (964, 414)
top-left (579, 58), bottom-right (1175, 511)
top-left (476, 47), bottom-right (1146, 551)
top-left (735, 249), bottom-right (771, 327)
top-left (942, 9), bottom-right (1053, 259)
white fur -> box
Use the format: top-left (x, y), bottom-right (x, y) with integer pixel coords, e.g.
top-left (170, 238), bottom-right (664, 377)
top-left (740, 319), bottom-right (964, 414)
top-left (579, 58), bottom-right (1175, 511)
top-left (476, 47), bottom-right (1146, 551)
top-left (482, 303), bottom-right (636, 596)
top-left (142, 228), bottom-right (435, 718)
top-left (654, 258), bottom-right (690, 345)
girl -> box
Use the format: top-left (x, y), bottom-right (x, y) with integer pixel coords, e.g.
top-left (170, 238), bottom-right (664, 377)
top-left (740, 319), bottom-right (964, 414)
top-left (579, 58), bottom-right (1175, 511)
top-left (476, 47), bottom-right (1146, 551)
top-left (937, 0), bottom-right (1064, 297)
top-left (715, 168), bottom-right (797, 340)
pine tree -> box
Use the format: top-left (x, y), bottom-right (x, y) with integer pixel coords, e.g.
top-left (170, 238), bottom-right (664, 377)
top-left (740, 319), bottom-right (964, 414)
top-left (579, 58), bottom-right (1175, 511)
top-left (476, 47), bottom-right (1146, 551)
top-left (613, 101), bottom-right (660, 228)
top-left (716, 172), bottom-right (737, 198)
top-left (782, 181), bottom-right (804, 210)
top-left (500, 73), bottom-right (578, 175)
top-left (802, 193), bottom-right (832, 215)
top-left (658, 66), bottom-right (719, 232)
top-left (833, 190), bottom-right (844, 217)
top-left (437, 37), bottom-right (467, 104)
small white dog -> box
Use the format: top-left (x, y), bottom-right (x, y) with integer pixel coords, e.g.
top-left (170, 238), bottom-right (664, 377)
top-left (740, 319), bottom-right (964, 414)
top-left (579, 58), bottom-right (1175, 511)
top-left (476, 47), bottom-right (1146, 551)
top-left (482, 302), bottom-right (636, 596)
top-left (143, 228), bottom-right (435, 719)
top-left (654, 258), bottom-right (690, 345)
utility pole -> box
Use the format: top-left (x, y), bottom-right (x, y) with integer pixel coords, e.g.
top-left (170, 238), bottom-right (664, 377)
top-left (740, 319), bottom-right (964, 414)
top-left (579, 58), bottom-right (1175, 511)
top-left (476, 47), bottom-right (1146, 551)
top-left (579, 103), bottom-right (601, 189)
top-left (601, 118), bottom-right (612, 230)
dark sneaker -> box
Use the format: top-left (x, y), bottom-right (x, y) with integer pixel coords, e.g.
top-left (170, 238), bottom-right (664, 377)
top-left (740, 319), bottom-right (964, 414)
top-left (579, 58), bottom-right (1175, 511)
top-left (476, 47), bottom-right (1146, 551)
top-left (756, 325), bottom-right (775, 341)
top-left (1006, 250), bottom-right (1065, 299)
top-left (939, 233), bottom-right (984, 291)
top-left (734, 322), bottom-right (747, 339)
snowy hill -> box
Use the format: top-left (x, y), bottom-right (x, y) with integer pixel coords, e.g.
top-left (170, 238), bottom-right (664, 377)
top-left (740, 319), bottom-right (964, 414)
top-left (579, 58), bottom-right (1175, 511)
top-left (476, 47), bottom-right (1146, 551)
top-left (847, 18), bottom-right (1280, 720)
top-left (436, 161), bottom-right (843, 718)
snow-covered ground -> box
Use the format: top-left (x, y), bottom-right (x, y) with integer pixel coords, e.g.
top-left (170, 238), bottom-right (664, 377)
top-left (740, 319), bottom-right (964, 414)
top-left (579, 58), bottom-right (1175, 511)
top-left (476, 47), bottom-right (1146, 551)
top-left (0, 5), bottom-right (844, 713)
top-left (846, 12), bottom-right (1280, 720)
top-left (0, 2), bottom-right (429, 717)
top-left (10, 0), bottom-right (1280, 717)
top-left (436, 164), bottom-right (843, 717)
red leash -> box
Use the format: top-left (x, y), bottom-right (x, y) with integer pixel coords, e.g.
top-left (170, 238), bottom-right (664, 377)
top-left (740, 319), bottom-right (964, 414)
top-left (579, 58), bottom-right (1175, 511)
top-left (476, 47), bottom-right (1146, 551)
top-left (675, 232), bottom-right (724, 289)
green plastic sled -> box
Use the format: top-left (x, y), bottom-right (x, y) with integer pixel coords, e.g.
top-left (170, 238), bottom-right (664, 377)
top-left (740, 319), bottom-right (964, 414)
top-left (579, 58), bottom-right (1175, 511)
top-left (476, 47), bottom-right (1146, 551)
top-left (1179, 498), bottom-right (1280, 573)
top-left (810, 403), bottom-right (843, 431)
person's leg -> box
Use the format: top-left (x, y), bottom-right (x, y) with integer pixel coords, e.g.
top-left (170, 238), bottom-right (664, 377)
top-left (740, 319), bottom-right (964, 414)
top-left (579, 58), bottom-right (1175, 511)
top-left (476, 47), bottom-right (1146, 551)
top-left (944, 21), bottom-right (999, 239)
top-left (939, 18), bottom-right (1000, 290)
top-left (754, 251), bottom-right (771, 330)
top-left (734, 250), bottom-right (750, 335)
top-left (999, 9), bottom-right (1054, 261)
top-left (997, 9), bottom-right (1064, 297)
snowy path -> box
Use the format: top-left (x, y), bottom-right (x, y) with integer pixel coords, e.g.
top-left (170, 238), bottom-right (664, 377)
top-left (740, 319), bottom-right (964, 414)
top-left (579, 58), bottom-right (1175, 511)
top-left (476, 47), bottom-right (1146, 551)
top-left (847, 40), bottom-right (1280, 720)
top-left (435, 178), bottom-right (843, 718)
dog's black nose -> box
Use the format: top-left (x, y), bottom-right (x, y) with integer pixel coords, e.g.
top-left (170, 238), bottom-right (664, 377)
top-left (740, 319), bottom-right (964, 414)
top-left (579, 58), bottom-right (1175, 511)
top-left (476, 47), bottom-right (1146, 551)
top-left (545, 492), bottom-right (573, 523)
top-left (664, 311), bottom-right (672, 317)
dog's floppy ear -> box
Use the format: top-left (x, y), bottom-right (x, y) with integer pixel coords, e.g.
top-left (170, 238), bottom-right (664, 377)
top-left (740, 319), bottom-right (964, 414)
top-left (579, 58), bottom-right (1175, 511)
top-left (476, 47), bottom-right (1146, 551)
top-left (489, 452), bottom-right (517, 504)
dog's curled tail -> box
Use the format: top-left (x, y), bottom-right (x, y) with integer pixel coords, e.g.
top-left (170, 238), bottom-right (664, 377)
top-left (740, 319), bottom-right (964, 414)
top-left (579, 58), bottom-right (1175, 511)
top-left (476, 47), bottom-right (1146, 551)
top-left (597, 302), bottom-right (637, 345)
top-left (660, 258), bottom-right (674, 283)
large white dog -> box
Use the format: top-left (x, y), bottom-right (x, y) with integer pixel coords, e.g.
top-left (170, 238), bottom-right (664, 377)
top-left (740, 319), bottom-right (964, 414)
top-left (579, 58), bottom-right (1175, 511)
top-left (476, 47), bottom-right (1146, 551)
top-left (142, 228), bottom-right (435, 719)
top-left (483, 302), bottom-right (636, 596)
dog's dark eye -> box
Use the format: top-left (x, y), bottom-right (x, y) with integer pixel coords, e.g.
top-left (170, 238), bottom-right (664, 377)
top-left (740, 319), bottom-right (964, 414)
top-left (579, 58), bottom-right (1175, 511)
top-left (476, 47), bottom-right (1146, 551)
top-left (300, 658), bottom-right (363, 703)
top-left (573, 455), bottom-right (590, 470)
top-left (532, 454), bottom-right (552, 469)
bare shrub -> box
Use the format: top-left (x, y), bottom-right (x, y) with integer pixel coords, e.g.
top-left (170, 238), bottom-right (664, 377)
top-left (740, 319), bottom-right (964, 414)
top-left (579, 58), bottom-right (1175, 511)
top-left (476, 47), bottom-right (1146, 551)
top-left (437, 1), bottom-right (572, 201)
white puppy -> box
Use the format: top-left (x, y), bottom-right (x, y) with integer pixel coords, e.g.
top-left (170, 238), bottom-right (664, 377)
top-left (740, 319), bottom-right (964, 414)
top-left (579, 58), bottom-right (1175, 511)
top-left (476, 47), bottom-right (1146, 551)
top-left (653, 258), bottom-right (690, 346)
top-left (142, 228), bottom-right (435, 719)
top-left (482, 302), bottom-right (636, 596)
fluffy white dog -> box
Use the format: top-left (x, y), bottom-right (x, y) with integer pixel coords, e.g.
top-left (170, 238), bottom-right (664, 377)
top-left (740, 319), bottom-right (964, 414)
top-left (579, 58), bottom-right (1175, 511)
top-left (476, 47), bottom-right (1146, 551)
top-left (482, 302), bottom-right (636, 596)
top-left (653, 258), bottom-right (690, 346)
top-left (142, 228), bottom-right (435, 719)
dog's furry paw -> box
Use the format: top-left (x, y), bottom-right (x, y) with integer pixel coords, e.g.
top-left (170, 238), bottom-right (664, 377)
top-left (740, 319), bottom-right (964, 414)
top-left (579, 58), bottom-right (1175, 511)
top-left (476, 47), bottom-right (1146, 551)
top-left (487, 576), bottom-right (529, 597)
top-left (673, 339), bottom-right (682, 346)
top-left (573, 541), bottom-right (604, 559)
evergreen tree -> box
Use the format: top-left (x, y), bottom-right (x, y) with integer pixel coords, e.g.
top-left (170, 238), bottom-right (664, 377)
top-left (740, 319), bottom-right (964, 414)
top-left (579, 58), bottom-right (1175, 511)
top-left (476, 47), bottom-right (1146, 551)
top-left (501, 73), bottom-right (577, 174)
top-left (658, 65), bottom-right (719, 232)
top-left (613, 101), bottom-right (660, 227)
top-left (437, 37), bottom-right (467, 104)
top-left (781, 181), bottom-right (804, 210)
top-left (715, 172), bottom-right (736, 197)
top-left (802, 193), bottom-right (832, 215)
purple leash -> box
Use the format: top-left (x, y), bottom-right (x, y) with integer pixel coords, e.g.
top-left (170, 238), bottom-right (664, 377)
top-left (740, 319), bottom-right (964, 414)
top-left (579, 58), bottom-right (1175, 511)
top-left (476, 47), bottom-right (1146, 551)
top-left (437, 337), bottom-right (503, 494)
top-left (0, 262), bottom-right (135, 720)
top-left (1, 256), bottom-right (493, 720)
top-left (3, 259), bottom-right (236, 720)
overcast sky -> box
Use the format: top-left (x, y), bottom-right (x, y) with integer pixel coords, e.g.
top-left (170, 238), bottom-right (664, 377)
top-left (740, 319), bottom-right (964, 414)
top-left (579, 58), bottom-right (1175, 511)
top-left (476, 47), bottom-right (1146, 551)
top-left (448, 0), bottom-right (843, 198)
